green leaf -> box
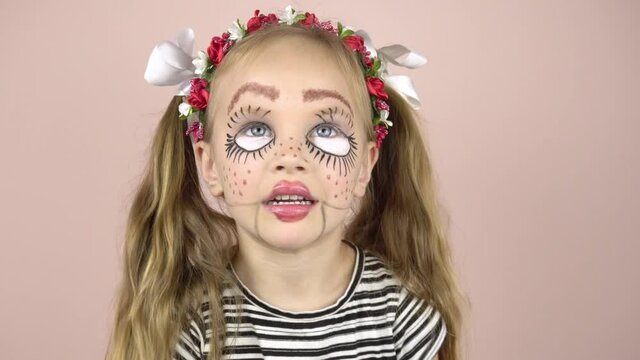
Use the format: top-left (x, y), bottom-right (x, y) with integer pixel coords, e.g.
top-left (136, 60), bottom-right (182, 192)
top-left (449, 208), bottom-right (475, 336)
top-left (337, 22), bottom-right (343, 34)
top-left (340, 29), bottom-right (354, 39)
top-left (373, 58), bottom-right (381, 72)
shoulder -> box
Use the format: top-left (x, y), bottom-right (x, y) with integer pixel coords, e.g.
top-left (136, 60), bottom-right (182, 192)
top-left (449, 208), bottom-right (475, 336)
top-left (393, 285), bottom-right (447, 360)
top-left (361, 249), bottom-right (447, 360)
top-left (173, 311), bottom-right (205, 360)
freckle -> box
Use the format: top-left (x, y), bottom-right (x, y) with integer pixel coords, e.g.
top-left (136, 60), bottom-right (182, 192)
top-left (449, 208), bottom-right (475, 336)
top-left (243, 179), bottom-right (247, 185)
top-left (297, 147), bottom-right (301, 151)
top-left (234, 181), bottom-right (237, 186)
top-left (293, 154), bottom-right (297, 157)
top-left (326, 175), bottom-right (331, 180)
top-left (282, 153), bottom-right (285, 156)
top-left (279, 143), bottom-right (283, 146)
top-left (275, 152), bottom-right (278, 155)
top-left (289, 146), bottom-right (293, 150)
top-left (233, 171), bottom-right (236, 176)
top-left (247, 170), bottom-right (251, 174)
top-left (289, 137), bottom-right (293, 140)
top-left (335, 180), bottom-right (338, 185)
top-left (334, 194), bottom-right (338, 198)
top-left (239, 190), bottom-right (243, 196)
top-left (233, 190), bottom-right (235, 194)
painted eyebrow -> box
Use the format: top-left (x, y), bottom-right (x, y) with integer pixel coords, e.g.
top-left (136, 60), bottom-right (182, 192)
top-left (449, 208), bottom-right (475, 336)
top-left (226, 81), bottom-right (353, 116)
top-left (302, 88), bottom-right (354, 116)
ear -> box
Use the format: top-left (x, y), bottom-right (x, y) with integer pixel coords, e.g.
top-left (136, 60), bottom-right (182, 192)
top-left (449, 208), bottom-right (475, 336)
top-left (353, 140), bottom-right (379, 198)
top-left (193, 141), bottom-right (224, 197)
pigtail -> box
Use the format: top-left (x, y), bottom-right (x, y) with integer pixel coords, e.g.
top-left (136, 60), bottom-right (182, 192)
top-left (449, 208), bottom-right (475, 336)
top-left (345, 87), bottom-right (469, 360)
top-left (105, 96), bottom-right (239, 360)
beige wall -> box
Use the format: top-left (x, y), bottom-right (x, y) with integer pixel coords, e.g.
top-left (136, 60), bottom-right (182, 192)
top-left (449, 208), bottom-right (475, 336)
top-left (0, 0), bottom-right (637, 359)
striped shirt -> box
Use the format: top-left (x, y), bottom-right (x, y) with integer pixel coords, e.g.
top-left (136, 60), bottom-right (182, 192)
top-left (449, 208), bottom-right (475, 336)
top-left (174, 240), bottom-right (447, 359)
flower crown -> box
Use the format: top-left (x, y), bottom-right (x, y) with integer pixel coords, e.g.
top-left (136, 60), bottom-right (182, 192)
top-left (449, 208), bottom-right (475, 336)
top-left (144, 5), bottom-right (427, 149)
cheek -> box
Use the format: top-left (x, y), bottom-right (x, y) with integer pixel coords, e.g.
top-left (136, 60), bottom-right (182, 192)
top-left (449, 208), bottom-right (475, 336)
top-left (324, 173), bottom-right (355, 202)
top-left (221, 164), bottom-right (257, 198)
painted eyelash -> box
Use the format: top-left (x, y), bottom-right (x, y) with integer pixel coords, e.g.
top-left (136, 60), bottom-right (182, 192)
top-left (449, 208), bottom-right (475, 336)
top-left (225, 131), bottom-right (276, 164)
top-left (227, 105), bottom-right (271, 129)
top-left (315, 106), bottom-right (354, 129)
top-left (225, 105), bottom-right (276, 164)
top-left (305, 127), bottom-right (358, 177)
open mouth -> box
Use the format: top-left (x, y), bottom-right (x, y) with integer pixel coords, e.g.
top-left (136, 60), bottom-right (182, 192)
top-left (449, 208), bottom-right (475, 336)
top-left (263, 194), bottom-right (318, 206)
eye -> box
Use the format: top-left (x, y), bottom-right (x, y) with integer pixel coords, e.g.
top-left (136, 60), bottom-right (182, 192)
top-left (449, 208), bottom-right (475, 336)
top-left (308, 124), bottom-right (350, 156)
top-left (235, 123), bottom-right (274, 151)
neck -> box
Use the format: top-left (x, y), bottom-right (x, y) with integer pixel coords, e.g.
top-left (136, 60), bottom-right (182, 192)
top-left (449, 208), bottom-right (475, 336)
top-left (231, 231), bottom-right (357, 312)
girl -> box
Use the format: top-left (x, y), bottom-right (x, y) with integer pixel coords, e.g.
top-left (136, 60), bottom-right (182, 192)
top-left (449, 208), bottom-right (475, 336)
top-left (106, 6), bottom-right (466, 360)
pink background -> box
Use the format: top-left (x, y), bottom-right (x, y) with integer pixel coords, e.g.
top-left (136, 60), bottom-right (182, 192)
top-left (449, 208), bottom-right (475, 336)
top-left (1, 0), bottom-right (638, 359)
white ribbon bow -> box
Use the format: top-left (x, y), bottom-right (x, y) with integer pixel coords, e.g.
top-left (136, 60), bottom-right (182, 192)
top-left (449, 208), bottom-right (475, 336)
top-left (144, 28), bottom-right (427, 109)
top-left (143, 28), bottom-right (197, 96)
top-left (355, 29), bottom-right (427, 110)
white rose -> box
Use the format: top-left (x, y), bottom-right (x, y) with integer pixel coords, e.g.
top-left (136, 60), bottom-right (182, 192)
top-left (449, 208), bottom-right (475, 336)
top-left (228, 19), bottom-right (245, 41)
top-left (280, 5), bottom-right (301, 25)
top-left (179, 102), bottom-right (192, 117)
top-left (379, 110), bottom-right (392, 127)
top-left (192, 50), bottom-right (209, 75)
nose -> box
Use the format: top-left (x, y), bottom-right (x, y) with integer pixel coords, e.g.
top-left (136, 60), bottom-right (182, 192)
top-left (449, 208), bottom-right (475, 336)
top-left (273, 136), bottom-right (308, 173)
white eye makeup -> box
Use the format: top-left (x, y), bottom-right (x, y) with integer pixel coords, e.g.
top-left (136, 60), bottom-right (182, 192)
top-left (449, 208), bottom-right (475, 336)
top-left (235, 123), bottom-right (273, 151)
top-left (309, 124), bottom-right (351, 156)
top-left (225, 121), bottom-right (276, 163)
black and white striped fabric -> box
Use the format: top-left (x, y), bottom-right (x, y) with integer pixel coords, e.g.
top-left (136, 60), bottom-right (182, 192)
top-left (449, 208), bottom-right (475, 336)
top-left (174, 240), bottom-right (447, 359)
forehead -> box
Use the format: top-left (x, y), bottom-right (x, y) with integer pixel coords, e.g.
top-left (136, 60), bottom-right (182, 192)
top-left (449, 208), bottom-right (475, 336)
top-left (210, 38), bottom-right (357, 119)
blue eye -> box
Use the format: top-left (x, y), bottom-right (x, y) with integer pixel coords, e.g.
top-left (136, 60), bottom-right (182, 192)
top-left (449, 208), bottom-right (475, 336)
top-left (315, 125), bottom-right (335, 137)
top-left (249, 125), bottom-right (269, 137)
top-left (225, 122), bottom-right (275, 164)
top-left (235, 123), bottom-right (274, 151)
top-left (308, 124), bottom-right (350, 156)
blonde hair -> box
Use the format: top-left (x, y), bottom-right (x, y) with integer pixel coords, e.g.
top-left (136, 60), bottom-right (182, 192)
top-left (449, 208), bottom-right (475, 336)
top-left (106, 23), bottom-right (468, 360)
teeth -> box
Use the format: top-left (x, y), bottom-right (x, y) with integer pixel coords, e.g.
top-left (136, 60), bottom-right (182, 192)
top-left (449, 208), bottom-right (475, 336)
top-left (267, 200), bottom-right (314, 205)
top-left (274, 194), bottom-right (307, 201)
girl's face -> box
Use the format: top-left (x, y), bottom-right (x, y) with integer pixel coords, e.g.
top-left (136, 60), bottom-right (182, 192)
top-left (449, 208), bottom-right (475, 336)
top-left (195, 38), bottom-right (379, 251)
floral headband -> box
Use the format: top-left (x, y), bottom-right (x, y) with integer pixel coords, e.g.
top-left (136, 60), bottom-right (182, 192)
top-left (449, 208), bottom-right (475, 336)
top-left (144, 5), bottom-right (427, 148)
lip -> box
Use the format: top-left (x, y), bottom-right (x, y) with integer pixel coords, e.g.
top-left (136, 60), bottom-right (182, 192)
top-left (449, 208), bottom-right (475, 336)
top-left (263, 180), bottom-right (318, 222)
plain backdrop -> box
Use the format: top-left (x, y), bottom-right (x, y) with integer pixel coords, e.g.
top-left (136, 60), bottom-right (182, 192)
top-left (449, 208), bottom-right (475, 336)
top-left (0, 0), bottom-right (638, 359)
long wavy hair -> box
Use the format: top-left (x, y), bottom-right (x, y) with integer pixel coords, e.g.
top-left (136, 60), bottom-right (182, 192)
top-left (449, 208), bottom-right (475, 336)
top-left (106, 23), bottom-right (468, 360)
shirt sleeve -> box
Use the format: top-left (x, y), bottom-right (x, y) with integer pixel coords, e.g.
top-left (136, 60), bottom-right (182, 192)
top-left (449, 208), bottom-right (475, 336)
top-left (393, 286), bottom-right (448, 360)
top-left (173, 316), bottom-right (205, 360)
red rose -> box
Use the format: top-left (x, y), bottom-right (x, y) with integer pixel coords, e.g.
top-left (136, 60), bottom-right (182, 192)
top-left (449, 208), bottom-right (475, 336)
top-left (375, 98), bottom-right (389, 111)
top-left (374, 124), bottom-right (388, 149)
top-left (319, 20), bottom-right (336, 34)
top-left (362, 54), bottom-right (373, 68)
top-left (300, 12), bottom-right (319, 27)
top-left (246, 9), bottom-right (278, 33)
top-left (188, 78), bottom-right (209, 110)
top-left (207, 36), bottom-right (228, 65)
top-left (185, 121), bottom-right (204, 142)
top-left (343, 35), bottom-right (365, 52)
top-left (264, 13), bottom-right (278, 25)
top-left (246, 10), bottom-right (263, 32)
top-left (366, 77), bottom-right (388, 100)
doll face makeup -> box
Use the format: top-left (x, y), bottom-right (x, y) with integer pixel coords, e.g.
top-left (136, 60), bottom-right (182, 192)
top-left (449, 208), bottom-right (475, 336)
top-left (225, 102), bottom-right (358, 177)
top-left (206, 38), bottom-right (376, 251)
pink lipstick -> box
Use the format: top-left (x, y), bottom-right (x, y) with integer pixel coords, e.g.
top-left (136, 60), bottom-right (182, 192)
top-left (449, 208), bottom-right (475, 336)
top-left (263, 180), bottom-right (318, 222)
